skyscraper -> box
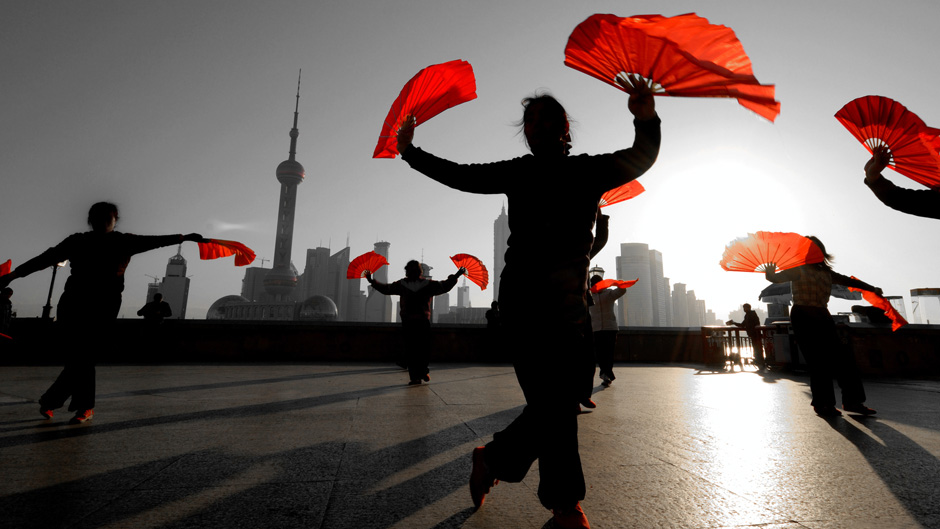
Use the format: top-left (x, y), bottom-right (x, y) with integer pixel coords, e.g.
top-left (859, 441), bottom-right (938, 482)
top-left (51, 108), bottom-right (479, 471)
top-left (264, 72), bottom-right (304, 301)
top-left (364, 241), bottom-right (392, 322)
top-left (672, 282), bottom-right (690, 327)
top-left (617, 243), bottom-right (653, 326)
top-left (159, 246), bottom-right (190, 319)
top-left (648, 249), bottom-right (667, 327)
top-left (493, 205), bottom-right (509, 301)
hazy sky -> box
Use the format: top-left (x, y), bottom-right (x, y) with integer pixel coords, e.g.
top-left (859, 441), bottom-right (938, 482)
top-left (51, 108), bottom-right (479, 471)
top-left (2, 1), bottom-right (938, 321)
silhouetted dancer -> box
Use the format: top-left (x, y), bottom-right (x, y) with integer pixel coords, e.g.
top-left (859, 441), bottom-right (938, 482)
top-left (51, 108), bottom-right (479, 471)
top-left (864, 146), bottom-right (940, 219)
top-left (726, 303), bottom-right (764, 371)
top-left (0, 202), bottom-right (203, 424)
top-left (137, 292), bottom-right (172, 323)
top-left (764, 236), bottom-right (880, 418)
top-left (395, 80), bottom-right (659, 528)
top-left (589, 275), bottom-right (625, 387)
top-left (365, 260), bottom-right (465, 385)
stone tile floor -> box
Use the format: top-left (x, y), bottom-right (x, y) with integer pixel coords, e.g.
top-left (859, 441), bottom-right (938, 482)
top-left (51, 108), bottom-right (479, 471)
top-left (0, 363), bottom-right (938, 528)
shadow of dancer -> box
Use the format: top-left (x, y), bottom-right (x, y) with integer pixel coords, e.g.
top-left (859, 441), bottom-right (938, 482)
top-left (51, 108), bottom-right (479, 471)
top-left (0, 202), bottom-right (203, 425)
top-left (393, 78), bottom-right (660, 527)
top-left (764, 236), bottom-right (882, 419)
top-left (366, 260), bottom-right (464, 385)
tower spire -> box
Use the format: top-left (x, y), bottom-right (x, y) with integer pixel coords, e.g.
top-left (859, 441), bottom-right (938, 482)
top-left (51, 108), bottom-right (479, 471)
top-left (289, 69), bottom-right (301, 162)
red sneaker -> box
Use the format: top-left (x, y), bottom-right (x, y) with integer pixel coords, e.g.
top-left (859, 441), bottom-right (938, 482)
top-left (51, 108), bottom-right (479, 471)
top-left (580, 399), bottom-right (596, 409)
top-left (469, 446), bottom-right (497, 508)
top-left (39, 408), bottom-right (53, 419)
top-left (69, 409), bottom-right (94, 424)
top-left (552, 502), bottom-right (591, 529)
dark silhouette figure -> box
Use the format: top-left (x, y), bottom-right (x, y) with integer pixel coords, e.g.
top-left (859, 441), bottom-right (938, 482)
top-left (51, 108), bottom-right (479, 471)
top-left (485, 301), bottom-right (501, 329)
top-left (764, 236), bottom-right (880, 418)
top-left (0, 202), bottom-right (203, 424)
top-left (0, 287), bottom-right (13, 335)
top-left (589, 275), bottom-right (626, 387)
top-left (137, 292), bottom-right (172, 323)
top-left (726, 303), bottom-right (764, 371)
top-left (395, 79), bottom-right (659, 527)
top-left (864, 147), bottom-right (940, 219)
top-left (366, 260), bottom-right (464, 385)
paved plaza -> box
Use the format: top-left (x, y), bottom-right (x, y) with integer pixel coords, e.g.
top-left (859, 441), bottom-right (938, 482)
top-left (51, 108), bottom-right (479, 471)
top-left (1, 363), bottom-right (939, 529)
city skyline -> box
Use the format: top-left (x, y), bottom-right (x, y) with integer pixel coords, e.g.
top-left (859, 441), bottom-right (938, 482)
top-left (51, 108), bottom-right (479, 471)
top-left (2, 2), bottom-right (938, 322)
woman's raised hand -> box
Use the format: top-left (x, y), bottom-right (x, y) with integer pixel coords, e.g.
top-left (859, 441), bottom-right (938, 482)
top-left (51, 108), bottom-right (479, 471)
top-left (396, 114), bottom-right (416, 155)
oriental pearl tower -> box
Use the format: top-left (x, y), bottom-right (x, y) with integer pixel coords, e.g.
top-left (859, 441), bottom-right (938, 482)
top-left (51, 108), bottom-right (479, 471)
top-left (264, 71), bottom-right (305, 301)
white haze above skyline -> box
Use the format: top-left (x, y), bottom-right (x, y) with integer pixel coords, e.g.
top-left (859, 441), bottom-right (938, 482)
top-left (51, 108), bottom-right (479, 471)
top-left (1, 1), bottom-right (938, 322)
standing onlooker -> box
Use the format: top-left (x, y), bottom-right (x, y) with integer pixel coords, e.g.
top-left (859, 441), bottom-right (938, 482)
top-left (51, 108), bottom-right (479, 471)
top-left (137, 292), bottom-right (172, 323)
top-left (726, 303), bottom-right (765, 371)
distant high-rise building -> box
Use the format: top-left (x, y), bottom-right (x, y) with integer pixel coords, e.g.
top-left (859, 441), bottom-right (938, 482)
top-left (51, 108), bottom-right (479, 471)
top-left (493, 205), bottom-right (509, 300)
top-left (617, 243), bottom-right (652, 326)
top-left (663, 277), bottom-right (673, 327)
top-left (433, 292), bottom-right (451, 323)
top-left (648, 249), bottom-right (667, 327)
top-left (264, 72), bottom-right (305, 301)
top-left (457, 282), bottom-right (471, 308)
top-left (672, 283), bottom-right (690, 327)
top-left (155, 246), bottom-right (190, 319)
top-left (364, 241), bottom-right (393, 322)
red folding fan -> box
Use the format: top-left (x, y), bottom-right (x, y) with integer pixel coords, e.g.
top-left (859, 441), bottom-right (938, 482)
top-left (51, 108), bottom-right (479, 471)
top-left (198, 239), bottom-right (256, 266)
top-left (599, 180), bottom-right (645, 208)
top-left (836, 95), bottom-right (940, 189)
top-left (347, 251), bottom-right (389, 279)
top-left (0, 260), bottom-right (10, 277)
top-left (564, 13), bottom-right (780, 121)
top-left (450, 253), bottom-right (488, 290)
top-left (848, 280), bottom-right (908, 332)
top-left (590, 278), bottom-right (639, 293)
top-left (719, 232), bottom-right (824, 273)
top-left (373, 60), bottom-right (477, 159)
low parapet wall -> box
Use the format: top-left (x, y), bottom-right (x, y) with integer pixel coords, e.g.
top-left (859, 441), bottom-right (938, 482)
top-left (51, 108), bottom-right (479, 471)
top-left (2, 319), bottom-right (938, 378)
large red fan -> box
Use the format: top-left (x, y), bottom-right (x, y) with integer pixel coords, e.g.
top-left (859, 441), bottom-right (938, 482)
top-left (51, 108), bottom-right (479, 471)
top-left (719, 232), bottom-right (824, 273)
top-left (0, 260), bottom-right (10, 277)
top-left (198, 239), bottom-right (256, 266)
top-left (347, 251), bottom-right (389, 279)
top-left (599, 180), bottom-right (645, 208)
top-left (564, 13), bottom-right (780, 121)
top-left (836, 95), bottom-right (940, 189)
top-left (450, 253), bottom-right (488, 290)
top-left (590, 278), bottom-right (639, 293)
top-left (373, 60), bottom-right (477, 159)
top-left (848, 280), bottom-right (908, 332)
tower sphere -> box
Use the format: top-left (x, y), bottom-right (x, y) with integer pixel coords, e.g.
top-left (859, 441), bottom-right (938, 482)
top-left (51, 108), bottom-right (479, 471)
top-left (276, 159), bottom-right (305, 185)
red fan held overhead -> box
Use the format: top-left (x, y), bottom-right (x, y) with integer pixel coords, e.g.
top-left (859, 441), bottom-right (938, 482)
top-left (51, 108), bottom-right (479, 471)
top-left (599, 180), bottom-right (645, 207)
top-left (0, 260), bottom-right (10, 277)
top-left (347, 251), bottom-right (389, 279)
top-left (198, 239), bottom-right (256, 267)
top-left (848, 280), bottom-right (908, 332)
top-left (590, 278), bottom-right (638, 293)
top-left (564, 13), bottom-right (780, 121)
top-left (450, 253), bottom-right (488, 290)
top-left (373, 60), bottom-right (477, 159)
top-left (835, 95), bottom-right (940, 190)
top-left (719, 232), bottom-right (824, 273)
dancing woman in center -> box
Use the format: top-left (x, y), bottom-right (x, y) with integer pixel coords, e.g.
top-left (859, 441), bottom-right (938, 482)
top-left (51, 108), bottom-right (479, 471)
top-left (395, 80), bottom-right (659, 528)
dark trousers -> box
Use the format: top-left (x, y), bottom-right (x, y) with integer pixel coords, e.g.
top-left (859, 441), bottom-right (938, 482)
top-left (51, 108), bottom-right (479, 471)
top-left (790, 305), bottom-right (866, 407)
top-left (40, 363), bottom-right (96, 411)
top-left (748, 332), bottom-right (765, 368)
top-left (482, 325), bottom-right (587, 510)
top-left (402, 319), bottom-right (431, 382)
top-left (593, 330), bottom-right (617, 380)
